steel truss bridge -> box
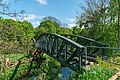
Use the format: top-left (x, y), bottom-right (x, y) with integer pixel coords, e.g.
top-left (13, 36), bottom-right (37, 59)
top-left (35, 33), bottom-right (119, 71)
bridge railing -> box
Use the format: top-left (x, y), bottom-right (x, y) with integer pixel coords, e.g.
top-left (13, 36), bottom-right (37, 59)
top-left (85, 46), bottom-right (120, 65)
top-left (62, 34), bottom-right (105, 55)
top-left (36, 33), bottom-right (86, 71)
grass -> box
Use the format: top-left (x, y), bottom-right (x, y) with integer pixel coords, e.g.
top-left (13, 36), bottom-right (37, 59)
top-left (0, 53), bottom-right (120, 80)
top-left (0, 53), bottom-right (61, 80)
top-left (0, 53), bottom-right (30, 80)
top-left (6, 53), bottom-right (28, 62)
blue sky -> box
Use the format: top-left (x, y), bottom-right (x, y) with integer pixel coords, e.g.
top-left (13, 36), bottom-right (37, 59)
top-left (4, 0), bottom-right (84, 28)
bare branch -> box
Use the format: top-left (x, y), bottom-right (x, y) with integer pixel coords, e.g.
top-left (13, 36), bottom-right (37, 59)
top-left (0, 0), bottom-right (26, 19)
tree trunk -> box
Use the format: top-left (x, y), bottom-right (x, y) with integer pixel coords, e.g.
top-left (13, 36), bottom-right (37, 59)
top-left (3, 58), bottom-right (6, 80)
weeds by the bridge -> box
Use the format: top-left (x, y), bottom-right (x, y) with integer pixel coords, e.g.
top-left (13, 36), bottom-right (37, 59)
top-left (69, 56), bottom-right (120, 80)
top-left (0, 53), bottom-right (61, 80)
top-left (0, 53), bottom-right (120, 80)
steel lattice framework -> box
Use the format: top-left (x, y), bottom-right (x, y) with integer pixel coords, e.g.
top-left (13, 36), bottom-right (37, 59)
top-left (35, 33), bottom-right (105, 71)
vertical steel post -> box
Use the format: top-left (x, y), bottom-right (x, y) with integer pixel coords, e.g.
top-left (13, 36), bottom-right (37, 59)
top-left (56, 37), bottom-right (58, 57)
top-left (65, 43), bottom-right (67, 60)
top-left (49, 35), bottom-right (52, 54)
top-left (85, 46), bottom-right (87, 67)
top-left (79, 48), bottom-right (83, 71)
top-left (101, 45), bottom-right (105, 55)
top-left (45, 35), bottom-right (48, 52)
top-left (70, 36), bottom-right (73, 50)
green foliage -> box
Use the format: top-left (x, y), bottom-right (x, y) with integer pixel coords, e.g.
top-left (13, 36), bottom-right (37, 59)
top-left (35, 20), bottom-right (56, 36)
top-left (97, 57), bottom-right (120, 71)
top-left (0, 53), bottom-right (28, 80)
top-left (69, 66), bottom-right (115, 80)
top-left (56, 27), bottom-right (73, 34)
top-left (0, 18), bottom-right (35, 54)
top-left (69, 56), bottom-right (120, 80)
top-left (76, 0), bottom-right (118, 48)
top-left (35, 19), bottom-right (73, 37)
top-left (0, 53), bottom-right (60, 80)
top-left (73, 27), bottom-right (83, 35)
top-left (1, 53), bottom-right (119, 80)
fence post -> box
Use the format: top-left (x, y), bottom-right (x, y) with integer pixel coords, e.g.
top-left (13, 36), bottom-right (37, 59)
top-left (79, 48), bottom-right (84, 71)
top-left (101, 45), bottom-right (105, 55)
top-left (85, 46), bottom-right (87, 67)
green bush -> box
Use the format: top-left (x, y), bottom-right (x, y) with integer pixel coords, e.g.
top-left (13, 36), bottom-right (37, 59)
top-left (69, 66), bottom-right (115, 80)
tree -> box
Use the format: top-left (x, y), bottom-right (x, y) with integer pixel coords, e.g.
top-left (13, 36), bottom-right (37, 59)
top-left (0, 17), bottom-right (35, 80)
top-left (0, 0), bottom-right (26, 19)
top-left (76, 0), bottom-right (118, 47)
top-left (39, 20), bottom-right (56, 32)
top-left (0, 1), bottom-right (28, 79)
top-left (118, 0), bottom-right (120, 48)
top-left (0, 18), bottom-right (35, 54)
top-left (78, 0), bottom-right (109, 35)
top-left (108, 0), bottom-right (119, 47)
top-left (42, 16), bottom-right (62, 26)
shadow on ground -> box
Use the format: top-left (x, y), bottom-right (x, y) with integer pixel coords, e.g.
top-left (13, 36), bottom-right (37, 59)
top-left (9, 53), bottom-right (45, 80)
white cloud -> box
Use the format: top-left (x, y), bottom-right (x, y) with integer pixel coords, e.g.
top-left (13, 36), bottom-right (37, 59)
top-left (68, 23), bottom-right (77, 28)
top-left (39, 16), bottom-right (46, 19)
top-left (21, 14), bottom-right (46, 27)
top-left (31, 21), bottom-right (40, 27)
top-left (23, 14), bottom-right (45, 21)
top-left (36, 0), bottom-right (47, 5)
top-left (66, 18), bottom-right (75, 22)
top-left (24, 14), bottom-right (37, 20)
top-left (31, 21), bottom-right (39, 25)
top-left (10, 17), bottom-right (17, 21)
